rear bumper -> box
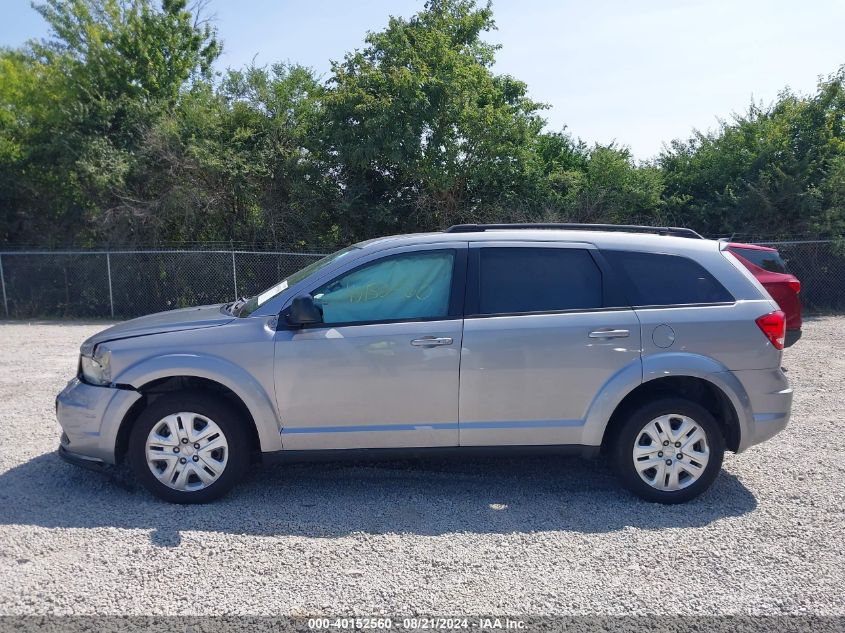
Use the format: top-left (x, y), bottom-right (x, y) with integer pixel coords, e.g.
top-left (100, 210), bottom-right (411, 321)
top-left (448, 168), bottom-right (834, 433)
top-left (731, 367), bottom-right (793, 451)
top-left (785, 329), bottom-right (802, 347)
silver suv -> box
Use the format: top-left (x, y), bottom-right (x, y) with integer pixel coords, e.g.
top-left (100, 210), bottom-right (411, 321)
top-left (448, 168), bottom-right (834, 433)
top-left (56, 224), bottom-right (793, 504)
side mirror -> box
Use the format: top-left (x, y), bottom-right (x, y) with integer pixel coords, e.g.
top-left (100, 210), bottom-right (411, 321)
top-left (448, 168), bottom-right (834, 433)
top-left (286, 295), bottom-right (323, 327)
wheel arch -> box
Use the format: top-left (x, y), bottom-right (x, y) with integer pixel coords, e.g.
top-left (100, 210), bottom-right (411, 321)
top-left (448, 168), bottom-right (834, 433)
top-left (116, 376), bottom-right (268, 464)
top-left (584, 352), bottom-right (753, 453)
top-left (110, 355), bottom-right (283, 462)
top-left (599, 375), bottom-right (743, 453)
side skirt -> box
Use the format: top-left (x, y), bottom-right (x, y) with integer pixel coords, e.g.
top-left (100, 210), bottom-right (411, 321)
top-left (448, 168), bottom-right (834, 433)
top-left (261, 444), bottom-right (600, 465)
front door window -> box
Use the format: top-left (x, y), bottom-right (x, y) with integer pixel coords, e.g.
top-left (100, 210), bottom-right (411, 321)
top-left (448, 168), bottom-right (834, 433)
top-left (312, 251), bottom-right (455, 325)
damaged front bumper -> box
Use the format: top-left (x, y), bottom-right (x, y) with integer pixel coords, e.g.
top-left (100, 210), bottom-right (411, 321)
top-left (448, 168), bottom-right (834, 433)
top-left (55, 377), bottom-right (142, 465)
top-left (57, 443), bottom-right (112, 471)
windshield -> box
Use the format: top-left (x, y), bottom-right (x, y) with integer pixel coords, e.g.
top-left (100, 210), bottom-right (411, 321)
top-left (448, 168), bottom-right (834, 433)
top-left (236, 245), bottom-right (360, 317)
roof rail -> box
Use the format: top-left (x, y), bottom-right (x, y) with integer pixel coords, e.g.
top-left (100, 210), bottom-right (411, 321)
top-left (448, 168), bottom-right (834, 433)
top-left (444, 223), bottom-right (704, 239)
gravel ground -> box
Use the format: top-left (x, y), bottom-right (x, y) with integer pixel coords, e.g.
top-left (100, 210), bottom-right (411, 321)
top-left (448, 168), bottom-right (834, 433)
top-left (0, 318), bottom-right (843, 617)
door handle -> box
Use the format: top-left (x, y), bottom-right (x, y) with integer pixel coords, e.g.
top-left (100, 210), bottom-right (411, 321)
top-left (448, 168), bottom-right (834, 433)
top-left (588, 329), bottom-right (630, 339)
top-left (410, 336), bottom-right (453, 347)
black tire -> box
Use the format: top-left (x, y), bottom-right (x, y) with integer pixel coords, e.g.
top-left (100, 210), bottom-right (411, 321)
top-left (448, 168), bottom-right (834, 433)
top-left (128, 391), bottom-right (250, 503)
top-left (611, 397), bottom-right (725, 504)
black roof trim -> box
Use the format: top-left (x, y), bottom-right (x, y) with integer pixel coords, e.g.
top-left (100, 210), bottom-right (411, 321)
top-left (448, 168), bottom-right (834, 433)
top-left (444, 223), bottom-right (704, 239)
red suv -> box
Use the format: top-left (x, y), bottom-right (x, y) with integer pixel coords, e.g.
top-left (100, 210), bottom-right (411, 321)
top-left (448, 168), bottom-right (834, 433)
top-left (727, 242), bottom-right (802, 346)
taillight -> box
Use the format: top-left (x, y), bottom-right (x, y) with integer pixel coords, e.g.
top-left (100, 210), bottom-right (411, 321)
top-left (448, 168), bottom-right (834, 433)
top-left (788, 280), bottom-right (801, 294)
top-left (755, 310), bottom-right (786, 350)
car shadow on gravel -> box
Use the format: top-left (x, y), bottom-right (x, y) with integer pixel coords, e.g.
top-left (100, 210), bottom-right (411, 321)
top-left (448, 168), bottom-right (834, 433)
top-left (0, 451), bottom-right (757, 544)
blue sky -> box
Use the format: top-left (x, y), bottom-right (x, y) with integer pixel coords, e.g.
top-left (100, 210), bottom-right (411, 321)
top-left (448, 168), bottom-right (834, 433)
top-left (2, 0), bottom-right (844, 158)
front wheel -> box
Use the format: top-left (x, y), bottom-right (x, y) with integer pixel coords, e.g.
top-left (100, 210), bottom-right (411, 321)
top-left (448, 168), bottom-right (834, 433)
top-left (611, 398), bottom-right (725, 504)
top-left (128, 392), bottom-right (249, 503)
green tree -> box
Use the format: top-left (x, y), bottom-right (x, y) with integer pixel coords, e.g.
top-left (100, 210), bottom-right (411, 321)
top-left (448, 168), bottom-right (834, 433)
top-left (316, 0), bottom-right (548, 242)
top-left (660, 68), bottom-right (845, 238)
top-left (537, 138), bottom-right (664, 224)
top-left (2, 0), bottom-right (843, 249)
top-left (0, 49), bottom-right (75, 243)
top-left (0, 0), bottom-right (220, 246)
top-left (121, 63), bottom-right (326, 245)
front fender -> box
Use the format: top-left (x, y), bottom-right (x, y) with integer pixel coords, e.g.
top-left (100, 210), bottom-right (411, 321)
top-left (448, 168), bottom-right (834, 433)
top-left (114, 353), bottom-right (283, 453)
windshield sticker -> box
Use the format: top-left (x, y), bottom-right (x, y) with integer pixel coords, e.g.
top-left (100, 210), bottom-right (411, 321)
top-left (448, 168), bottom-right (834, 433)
top-left (257, 280), bottom-right (288, 306)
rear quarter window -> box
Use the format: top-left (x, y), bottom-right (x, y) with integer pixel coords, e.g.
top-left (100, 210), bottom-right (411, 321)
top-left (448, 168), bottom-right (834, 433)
top-left (603, 250), bottom-right (734, 307)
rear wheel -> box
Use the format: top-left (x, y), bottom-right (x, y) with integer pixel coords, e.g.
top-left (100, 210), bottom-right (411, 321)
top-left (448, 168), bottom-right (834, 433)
top-left (611, 398), bottom-right (725, 503)
top-left (128, 392), bottom-right (249, 503)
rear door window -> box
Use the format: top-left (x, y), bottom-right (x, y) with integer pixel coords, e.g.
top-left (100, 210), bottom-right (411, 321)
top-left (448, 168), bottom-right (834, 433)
top-left (603, 250), bottom-right (734, 307)
top-left (474, 247), bottom-right (603, 315)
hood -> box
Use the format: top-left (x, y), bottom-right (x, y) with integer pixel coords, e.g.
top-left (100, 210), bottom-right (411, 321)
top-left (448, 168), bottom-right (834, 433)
top-left (82, 304), bottom-right (235, 352)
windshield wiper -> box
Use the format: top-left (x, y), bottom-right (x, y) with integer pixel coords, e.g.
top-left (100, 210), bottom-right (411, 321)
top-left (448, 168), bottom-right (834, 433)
top-left (226, 296), bottom-right (249, 316)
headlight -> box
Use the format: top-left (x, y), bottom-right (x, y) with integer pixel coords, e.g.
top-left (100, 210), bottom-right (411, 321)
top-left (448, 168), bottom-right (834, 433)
top-left (80, 347), bottom-right (111, 386)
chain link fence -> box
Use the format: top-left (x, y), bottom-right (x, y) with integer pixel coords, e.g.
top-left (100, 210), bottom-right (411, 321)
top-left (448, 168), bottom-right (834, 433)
top-left (0, 249), bottom-right (327, 319)
top-left (0, 240), bottom-right (843, 319)
top-left (752, 240), bottom-right (845, 313)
